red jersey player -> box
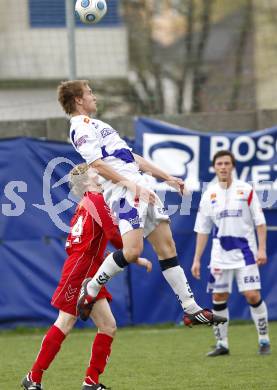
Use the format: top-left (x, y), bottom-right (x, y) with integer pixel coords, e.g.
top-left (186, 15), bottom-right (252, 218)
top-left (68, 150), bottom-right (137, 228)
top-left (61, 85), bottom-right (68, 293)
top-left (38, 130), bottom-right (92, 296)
top-left (21, 163), bottom-right (151, 390)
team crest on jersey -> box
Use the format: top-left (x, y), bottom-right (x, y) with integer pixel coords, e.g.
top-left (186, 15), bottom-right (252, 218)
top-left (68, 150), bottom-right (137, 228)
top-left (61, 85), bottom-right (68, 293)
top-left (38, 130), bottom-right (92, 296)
top-left (210, 193), bottom-right (217, 204)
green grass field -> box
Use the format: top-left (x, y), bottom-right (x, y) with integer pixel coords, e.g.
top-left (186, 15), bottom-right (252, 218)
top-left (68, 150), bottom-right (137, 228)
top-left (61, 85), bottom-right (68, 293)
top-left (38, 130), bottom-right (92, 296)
top-left (1, 322), bottom-right (276, 390)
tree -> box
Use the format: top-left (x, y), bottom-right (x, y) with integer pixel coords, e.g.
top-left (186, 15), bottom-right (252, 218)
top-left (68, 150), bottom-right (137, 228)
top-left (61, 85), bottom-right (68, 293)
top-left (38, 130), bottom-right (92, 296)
top-left (121, 0), bottom-right (213, 114)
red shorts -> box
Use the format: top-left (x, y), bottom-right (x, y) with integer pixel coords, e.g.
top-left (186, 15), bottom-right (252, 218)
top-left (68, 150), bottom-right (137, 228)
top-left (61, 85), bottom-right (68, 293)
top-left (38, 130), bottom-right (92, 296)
top-left (51, 253), bottom-right (112, 317)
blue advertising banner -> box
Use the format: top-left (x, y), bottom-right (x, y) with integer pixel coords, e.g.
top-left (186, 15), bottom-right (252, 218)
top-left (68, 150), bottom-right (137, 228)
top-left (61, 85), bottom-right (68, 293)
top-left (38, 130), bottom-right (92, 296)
top-left (135, 117), bottom-right (277, 210)
top-left (0, 124), bottom-right (276, 328)
top-left (131, 117), bottom-right (277, 323)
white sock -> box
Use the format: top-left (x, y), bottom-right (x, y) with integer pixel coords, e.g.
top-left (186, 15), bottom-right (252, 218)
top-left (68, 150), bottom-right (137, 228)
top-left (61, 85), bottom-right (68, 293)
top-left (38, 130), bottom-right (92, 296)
top-left (87, 252), bottom-right (124, 297)
top-left (212, 302), bottom-right (229, 349)
top-left (162, 266), bottom-right (202, 314)
top-left (250, 301), bottom-right (270, 344)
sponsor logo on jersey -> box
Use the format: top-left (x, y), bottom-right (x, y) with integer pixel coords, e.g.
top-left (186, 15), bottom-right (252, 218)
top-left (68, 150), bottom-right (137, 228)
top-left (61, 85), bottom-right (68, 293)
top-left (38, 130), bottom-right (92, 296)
top-left (128, 215), bottom-right (141, 227)
top-left (216, 209), bottom-right (242, 219)
top-left (100, 127), bottom-right (116, 138)
top-left (74, 134), bottom-right (88, 149)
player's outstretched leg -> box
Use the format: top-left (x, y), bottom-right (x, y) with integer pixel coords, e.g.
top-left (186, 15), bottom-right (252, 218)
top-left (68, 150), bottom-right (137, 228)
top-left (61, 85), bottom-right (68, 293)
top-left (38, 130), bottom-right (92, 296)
top-left (147, 223), bottom-right (227, 327)
top-left (183, 308), bottom-right (227, 327)
top-left (77, 251), bottom-right (130, 321)
top-left (77, 278), bottom-right (96, 321)
top-left (21, 374), bottom-right (43, 390)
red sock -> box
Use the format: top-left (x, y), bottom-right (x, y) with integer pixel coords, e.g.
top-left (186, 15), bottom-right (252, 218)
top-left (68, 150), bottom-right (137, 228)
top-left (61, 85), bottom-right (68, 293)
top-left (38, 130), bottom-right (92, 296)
top-left (85, 333), bottom-right (113, 385)
top-left (30, 325), bottom-right (66, 383)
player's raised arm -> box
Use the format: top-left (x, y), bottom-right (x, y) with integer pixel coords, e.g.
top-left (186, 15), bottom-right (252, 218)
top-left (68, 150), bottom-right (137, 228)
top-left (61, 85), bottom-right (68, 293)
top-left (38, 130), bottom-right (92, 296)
top-left (133, 153), bottom-right (187, 195)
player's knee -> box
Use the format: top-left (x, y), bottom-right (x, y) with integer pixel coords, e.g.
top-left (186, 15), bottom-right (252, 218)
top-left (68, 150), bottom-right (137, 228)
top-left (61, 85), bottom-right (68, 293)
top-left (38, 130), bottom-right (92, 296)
top-left (244, 290), bottom-right (261, 305)
top-left (55, 311), bottom-right (77, 335)
top-left (99, 320), bottom-right (117, 338)
top-left (156, 238), bottom-right (176, 259)
top-left (124, 245), bottom-right (143, 262)
top-left (213, 292), bottom-right (229, 302)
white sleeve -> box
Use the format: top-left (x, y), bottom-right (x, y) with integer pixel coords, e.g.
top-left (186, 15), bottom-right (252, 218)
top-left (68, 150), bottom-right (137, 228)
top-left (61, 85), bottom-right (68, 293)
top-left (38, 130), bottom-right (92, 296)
top-left (248, 189), bottom-right (266, 226)
top-left (194, 195), bottom-right (213, 234)
top-left (72, 123), bottom-right (102, 165)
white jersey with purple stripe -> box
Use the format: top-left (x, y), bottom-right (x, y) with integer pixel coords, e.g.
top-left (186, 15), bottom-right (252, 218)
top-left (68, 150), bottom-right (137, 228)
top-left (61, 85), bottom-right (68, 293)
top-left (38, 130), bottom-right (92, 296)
top-left (69, 115), bottom-right (169, 236)
top-left (70, 115), bottom-right (139, 188)
top-left (194, 179), bottom-right (266, 269)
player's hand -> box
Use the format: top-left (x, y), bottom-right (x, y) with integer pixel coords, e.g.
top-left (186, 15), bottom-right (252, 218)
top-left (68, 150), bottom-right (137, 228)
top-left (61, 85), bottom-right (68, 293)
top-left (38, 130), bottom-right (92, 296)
top-left (136, 257), bottom-right (152, 272)
top-left (166, 176), bottom-right (189, 195)
top-left (256, 249), bottom-right (267, 266)
top-left (191, 258), bottom-right (201, 279)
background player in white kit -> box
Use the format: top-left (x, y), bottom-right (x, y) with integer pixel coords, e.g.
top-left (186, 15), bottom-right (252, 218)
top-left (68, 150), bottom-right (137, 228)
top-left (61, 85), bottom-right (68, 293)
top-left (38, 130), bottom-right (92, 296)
top-left (191, 150), bottom-right (271, 356)
top-left (57, 80), bottom-right (227, 327)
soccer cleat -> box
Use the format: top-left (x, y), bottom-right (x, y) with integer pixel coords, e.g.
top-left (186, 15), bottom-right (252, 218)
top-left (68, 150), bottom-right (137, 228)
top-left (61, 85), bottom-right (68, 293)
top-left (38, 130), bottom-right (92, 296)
top-left (77, 278), bottom-right (96, 321)
top-left (183, 308), bottom-right (227, 327)
top-left (258, 341), bottom-right (271, 355)
top-left (82, 383), bottom-right (111, 390)
top-left (21, 374), bottom-right (43, 390)
top-left (207, 345), bottom-right (230, 357)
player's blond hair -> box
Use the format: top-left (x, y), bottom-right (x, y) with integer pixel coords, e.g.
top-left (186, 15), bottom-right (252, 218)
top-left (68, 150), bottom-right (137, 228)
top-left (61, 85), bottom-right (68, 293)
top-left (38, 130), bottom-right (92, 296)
top-left (69, 163), bottom-right (90, 198)
top-left (57, 80), bottom-right (89, 115)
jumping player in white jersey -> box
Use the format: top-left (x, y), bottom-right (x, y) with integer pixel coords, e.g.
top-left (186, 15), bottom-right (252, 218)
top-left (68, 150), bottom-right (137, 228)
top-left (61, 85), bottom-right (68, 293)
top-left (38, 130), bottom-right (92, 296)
top-left (191, 150), bottom-right (271, 356)
top-left (57, 79), bottom-right (227, 328)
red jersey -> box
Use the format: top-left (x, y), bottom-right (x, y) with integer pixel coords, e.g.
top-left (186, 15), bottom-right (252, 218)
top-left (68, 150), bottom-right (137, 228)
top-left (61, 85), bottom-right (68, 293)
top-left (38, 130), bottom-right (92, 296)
top-left (51, 192), bottom-right (122, 316)
top-left (65, 191), bottom-right (122, 263)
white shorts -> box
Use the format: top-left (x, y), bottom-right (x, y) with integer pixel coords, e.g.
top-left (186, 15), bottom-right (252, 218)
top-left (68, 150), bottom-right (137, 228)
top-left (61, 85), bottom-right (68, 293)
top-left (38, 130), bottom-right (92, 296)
top-left (104, 176), bottom-right (169, 237)
top-left (207, 264), bottom-right (261, 293)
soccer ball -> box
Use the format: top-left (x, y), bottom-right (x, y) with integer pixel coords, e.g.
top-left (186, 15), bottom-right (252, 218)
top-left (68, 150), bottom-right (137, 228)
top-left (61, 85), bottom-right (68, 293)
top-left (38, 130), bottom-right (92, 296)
top-left (75, 0), bottom-right (107, 24)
